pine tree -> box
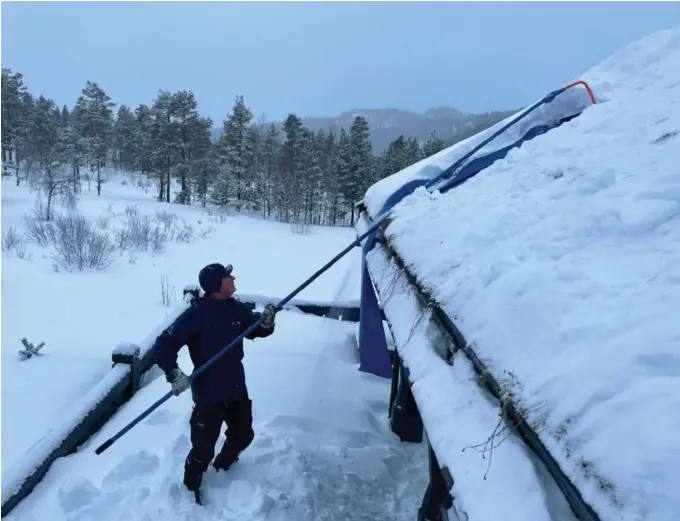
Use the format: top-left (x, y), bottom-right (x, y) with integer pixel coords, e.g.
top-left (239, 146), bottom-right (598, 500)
top-left (244, 126), bottom-right (263, 212)
top-left (279, 114), bottom-right (306, 222)
top-left (300, 128), bottom-right (322, 225)
top-left (113, 105), bottom-right (137, 171)
top-left (316, 130), bottom-right (338, 225)
top-left (165, 90), bottom-right (212, 204)
top-left (193, 154), bottom-right (219, 208)
top-left (323, 131), bottom-right (342, 225)
top-left (27, 96), bottom-right (68, 220)
top-left (335, 128), bottom-right (351, 224)
top-left (213, 95), bottom-right (253, 211)
top-left (406, 137), bottom-right (421, 166)
top-left (74, 81), bottom-right (115, 195)
top-left (1, 68), bottom-right (29, 183)
top-left (186, 115), bottom-right (214, 205)
top-left (60, 103), bottom-right (85, 194)
top-left (149, 91), bottom-right (174, 202)
top-left (14, 91), bottom-right (36, 186)
top-left (384, 135), bottom-right (409, 178)
top-left (423, 130), bottom-right (444, 158)
top-left (260, 124), bottom-right (280, 219)
top-left (345, 116), bottom-right (374, 225)
top-left (131, 104), bottom-right (155, 177)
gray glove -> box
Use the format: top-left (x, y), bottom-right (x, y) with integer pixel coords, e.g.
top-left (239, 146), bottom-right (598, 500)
top-left (167, 368), bottom-right (190, 396)
top-left (262, 304), bottom-right (277, 327)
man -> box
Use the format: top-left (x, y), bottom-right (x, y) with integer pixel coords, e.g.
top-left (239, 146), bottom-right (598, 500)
top-left (152, 262), bottom-right (277, 495)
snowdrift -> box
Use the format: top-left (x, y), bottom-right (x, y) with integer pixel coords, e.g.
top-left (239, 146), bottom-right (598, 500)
top-left (362, 26), bottom-right (680, 521)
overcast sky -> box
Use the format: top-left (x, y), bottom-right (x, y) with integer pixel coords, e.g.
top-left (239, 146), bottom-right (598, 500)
top-left (3, 1), bottom-right (680, 123)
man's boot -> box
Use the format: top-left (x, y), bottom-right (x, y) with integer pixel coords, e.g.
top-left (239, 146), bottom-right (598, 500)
top-left (212, 442), bottom-right (239, 472)
top-left (183, 456), bottom-right (204, 491)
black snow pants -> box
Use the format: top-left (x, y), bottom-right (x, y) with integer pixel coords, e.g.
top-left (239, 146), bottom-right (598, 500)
top-left (183, 390), bottom-right (254, 489)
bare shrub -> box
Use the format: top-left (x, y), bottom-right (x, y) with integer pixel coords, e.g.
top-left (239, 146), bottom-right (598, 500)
top-left (39, 168), bottom-right (73, 221)
top-left (151, 231), bottom-right (166, 254)
top-left (50, 211), bottom-right (116, 271)
top-left (24, 209), bottom-right (54, 247)
top-left (171, 221), bottom-right (194, 243)
top-left (154, 212), bottom-right (195, 244)
top-left (109, 206), bottom-right (209, 258)
top-left (96, 214), bottom-right (112, 230)
top-left (198, 225), bottom-right (214, 239)
top-left (160, 274), bottom-right (175, 307)
top-left (124, 204), bottom-right (139, 218)
top-left (15, 240), bottom-right (30, 260)
top-left (32, 197), bottom-right (48, 221)
top-left (155, 210), bottom-right (178, 230)
top-left (206, 209), bottom-right (228, 224)
top-left (61, 189), bottom-right (79, 212)
top-left (1, 225), bottom-right (24, 252)
top-left (291, 221), bottom-right (311, 235)
top-left (26, 167), bottom-right (44, 191)
top-left (115, 208), bottom-right (168, 253)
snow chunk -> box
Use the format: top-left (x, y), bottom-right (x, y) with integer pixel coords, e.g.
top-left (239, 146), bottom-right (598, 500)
top-left (112, 342), bottom-right (140, 359)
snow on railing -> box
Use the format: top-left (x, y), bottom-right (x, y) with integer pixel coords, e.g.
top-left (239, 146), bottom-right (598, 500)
top-left (236, 292), bottom-right (362, 322)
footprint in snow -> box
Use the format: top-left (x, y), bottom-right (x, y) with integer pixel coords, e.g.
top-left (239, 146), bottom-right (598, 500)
top-left (57, 476), bottom-right (102, 515)
top-left (217, 480), bottom-right (269, 517)
top-left (170, 433), bottom-right (191, 459)
top-left (144, 408), bottom-right (179, 426)
top-left (101, 451), bottom-right (160, 489)
top-left (166, 482), bottom-right (202, 515)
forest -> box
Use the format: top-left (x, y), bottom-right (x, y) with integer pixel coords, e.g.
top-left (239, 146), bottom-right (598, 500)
top-left (2, 69), bottom-right (511, 226)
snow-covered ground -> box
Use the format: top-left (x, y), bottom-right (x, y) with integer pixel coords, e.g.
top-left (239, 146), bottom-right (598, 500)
top-left (1, 172), bottom-right (361, 480)
top-left (363, 26), bottom-right (680, 521)
top-left (4, 310), bottom-right (428, 521)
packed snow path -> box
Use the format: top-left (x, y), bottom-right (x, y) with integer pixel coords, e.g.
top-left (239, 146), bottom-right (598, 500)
top-left (5, 311), bottom-right (429, 521)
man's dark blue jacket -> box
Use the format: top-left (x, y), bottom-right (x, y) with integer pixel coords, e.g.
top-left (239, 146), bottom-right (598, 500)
top-left (153, 296), bottom-right (274, 404)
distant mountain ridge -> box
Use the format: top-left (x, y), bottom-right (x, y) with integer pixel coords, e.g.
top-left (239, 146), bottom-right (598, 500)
top-left (212, 106), bottom-right (518, 153)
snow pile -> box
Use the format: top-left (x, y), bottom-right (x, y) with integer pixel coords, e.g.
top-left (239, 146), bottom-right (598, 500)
top-left (364, 26), bottom-right (680, 521)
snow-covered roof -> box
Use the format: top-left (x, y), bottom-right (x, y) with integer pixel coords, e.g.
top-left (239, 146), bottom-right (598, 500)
top-left (364, 25), bottom-right (680, 521)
